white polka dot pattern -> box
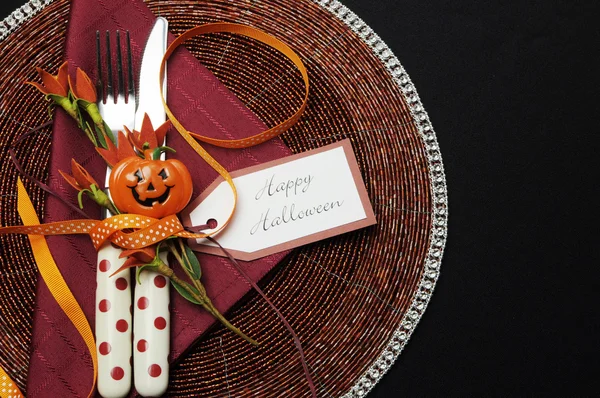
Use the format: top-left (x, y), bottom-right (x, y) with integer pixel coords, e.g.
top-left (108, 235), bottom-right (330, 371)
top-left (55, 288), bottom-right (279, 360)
top-left (88, 214), bottom-right (184, 250)
top-left (0, 372), bottom-right (24, 398)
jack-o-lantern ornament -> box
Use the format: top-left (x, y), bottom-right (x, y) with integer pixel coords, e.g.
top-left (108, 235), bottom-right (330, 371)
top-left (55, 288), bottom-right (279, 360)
top-left (110, 147), bottom-right (193, 218)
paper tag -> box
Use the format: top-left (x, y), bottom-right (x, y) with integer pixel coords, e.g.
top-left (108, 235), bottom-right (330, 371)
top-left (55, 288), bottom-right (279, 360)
top-left (181, 139), bottom-right (376, 261)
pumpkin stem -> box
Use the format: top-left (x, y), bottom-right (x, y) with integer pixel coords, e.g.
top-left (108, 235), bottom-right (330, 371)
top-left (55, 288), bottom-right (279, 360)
top-left (151, 145), bottom-right (176, 160)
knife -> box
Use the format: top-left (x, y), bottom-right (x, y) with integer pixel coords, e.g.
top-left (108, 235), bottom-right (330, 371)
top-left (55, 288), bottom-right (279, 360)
top-left (132, 17), bottom-right (170, 397)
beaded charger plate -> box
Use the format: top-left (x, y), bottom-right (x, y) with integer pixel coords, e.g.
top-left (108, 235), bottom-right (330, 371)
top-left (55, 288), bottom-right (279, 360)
top-left (0, 0), bottom-right (447, 396)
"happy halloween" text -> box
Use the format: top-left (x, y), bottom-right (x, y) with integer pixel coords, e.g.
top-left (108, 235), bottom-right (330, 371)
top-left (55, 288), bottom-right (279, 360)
top-left (249, 200), bottom-right (345, 235)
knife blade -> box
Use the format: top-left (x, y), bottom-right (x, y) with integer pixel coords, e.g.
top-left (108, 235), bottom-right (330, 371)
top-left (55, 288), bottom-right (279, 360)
top-left (134, 17), bottom-right (168, 129)
top-left (132, 17), bottom-right (170, 397)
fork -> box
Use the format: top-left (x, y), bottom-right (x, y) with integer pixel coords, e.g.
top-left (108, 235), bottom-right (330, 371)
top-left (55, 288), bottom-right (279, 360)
top-left (95, 30), bottom-right (136, 398)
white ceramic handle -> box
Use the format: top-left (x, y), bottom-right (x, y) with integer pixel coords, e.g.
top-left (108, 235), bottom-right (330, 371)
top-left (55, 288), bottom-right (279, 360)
top-left (96, 243), bottom-right (133, 398)
top-left (133, 252), bottom-right (170, 397)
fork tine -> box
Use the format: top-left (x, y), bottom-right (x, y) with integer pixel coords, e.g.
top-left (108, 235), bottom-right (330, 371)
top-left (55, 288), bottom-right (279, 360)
top-left (105, 31), bottom-right (113, 104)
top-left (126, 31), bottom-right (135, 104)
top-left (95, 31), bottom-right (103, 103)
top-left (116, 31), bottom-right (124, 98)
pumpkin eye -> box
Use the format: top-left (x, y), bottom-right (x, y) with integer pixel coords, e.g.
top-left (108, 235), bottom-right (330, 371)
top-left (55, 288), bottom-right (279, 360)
top-left (134, 169), bottom-right (144, 182)
top-left (158, 169), bottom-right (168, 180)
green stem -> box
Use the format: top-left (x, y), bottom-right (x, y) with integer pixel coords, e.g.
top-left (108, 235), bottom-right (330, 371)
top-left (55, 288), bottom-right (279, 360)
top-left (105, 200), bottom-right (120, 215)
top-left (163, 241), bottom-right (258, 345)
top-left (83, 125), bottom-right (98, 147)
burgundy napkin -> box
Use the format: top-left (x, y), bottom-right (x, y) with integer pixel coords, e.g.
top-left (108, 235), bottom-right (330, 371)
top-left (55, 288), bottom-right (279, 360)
top-left (26, 0), bottom-right (291, 396)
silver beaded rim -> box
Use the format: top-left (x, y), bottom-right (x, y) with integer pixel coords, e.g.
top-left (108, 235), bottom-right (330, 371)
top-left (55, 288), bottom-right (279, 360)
top-left (313, 1), bottom-right (447, 397)
top-left (0, 0), bottom-right (50, 40)
top-left (1, 1), bottom-right (448, 397)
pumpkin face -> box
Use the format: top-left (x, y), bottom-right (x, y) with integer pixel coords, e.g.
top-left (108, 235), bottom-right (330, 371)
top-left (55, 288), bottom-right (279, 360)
top-left (110, 155), bottom-right (193, 218)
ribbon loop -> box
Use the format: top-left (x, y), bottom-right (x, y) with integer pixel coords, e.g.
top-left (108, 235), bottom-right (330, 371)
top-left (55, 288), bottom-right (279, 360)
top-left (160, 22), bottom-right (309, 148)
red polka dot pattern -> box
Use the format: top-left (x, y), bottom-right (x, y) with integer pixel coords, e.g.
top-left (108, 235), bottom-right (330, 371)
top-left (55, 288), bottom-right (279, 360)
top-left (115, 277), bottom-right (128, 290)
top-left (137, 296), bottom-right (149, 310)
top-left (116, 319), bottom-right (129, 333)
top-left (154, 275), bottom-right (167, 288)
top-left (99, 342), bottom-right (111, 355)
top-left (148, 364), bottom-right (162, 377)
top-left (111, 366), bottom-right (124, 380)
top-left (154, 316), bottom-right (167, 330)
top-left (137, 339), bottom-right (148, 352)
top-left (99, 299), bottom-right (111, 312)
top-left (99, 259), bottom-right (111, 272)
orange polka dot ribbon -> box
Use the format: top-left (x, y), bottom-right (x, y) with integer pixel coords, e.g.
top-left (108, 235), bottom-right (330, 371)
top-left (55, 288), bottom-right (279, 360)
top-left (159, 23), bottom-right (309, 237)
top-left (0, 365), bottom-right (24, 398)
top-left (1, 211), bottom-right (212, 251)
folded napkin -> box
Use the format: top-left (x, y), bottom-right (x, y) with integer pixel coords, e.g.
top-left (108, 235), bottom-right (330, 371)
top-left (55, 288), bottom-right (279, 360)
top-left (26, 0), bottom-right (291, 396)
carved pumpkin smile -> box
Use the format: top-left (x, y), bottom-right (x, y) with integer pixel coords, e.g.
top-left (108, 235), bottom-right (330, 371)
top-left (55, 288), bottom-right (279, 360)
top-left (130, 185), bottom-right (172, 207)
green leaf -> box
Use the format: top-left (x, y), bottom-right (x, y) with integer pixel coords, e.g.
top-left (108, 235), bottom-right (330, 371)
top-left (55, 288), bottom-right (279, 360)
top-left (103, 121), bottom-right (116, 144)
top-left (170, 280), bottom-right (202, 305)
top-left (47, 93), bottom-right (68, 104)
top-left (76, 108), bottom-right (85, 129)
top-left (94, 123), bottom-right (108, 149)
top-left (183, 244), bottom-right (202, 280)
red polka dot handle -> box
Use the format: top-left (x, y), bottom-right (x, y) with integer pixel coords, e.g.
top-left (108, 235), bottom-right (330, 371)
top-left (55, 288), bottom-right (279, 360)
top-left (96, 243), bottom-right (132, 397)
top-left (134, 263), bottom-right (170, 394)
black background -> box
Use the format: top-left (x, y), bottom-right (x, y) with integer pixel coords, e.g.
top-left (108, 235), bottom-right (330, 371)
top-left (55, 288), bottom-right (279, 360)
top-left (1, 0), bottom-right (598, 396)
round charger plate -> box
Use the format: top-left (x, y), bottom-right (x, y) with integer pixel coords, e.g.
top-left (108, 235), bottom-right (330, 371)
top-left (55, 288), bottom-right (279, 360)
top-left (0, 0), bottom-right (447, 396)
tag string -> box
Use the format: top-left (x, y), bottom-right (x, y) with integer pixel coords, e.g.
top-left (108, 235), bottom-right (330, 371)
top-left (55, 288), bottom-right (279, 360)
top-left (208, 237), bottom-right (317, 397)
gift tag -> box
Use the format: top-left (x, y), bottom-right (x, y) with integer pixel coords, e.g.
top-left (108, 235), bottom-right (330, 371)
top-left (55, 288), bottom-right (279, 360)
top-left (182, 140), bottom-right (376, 261)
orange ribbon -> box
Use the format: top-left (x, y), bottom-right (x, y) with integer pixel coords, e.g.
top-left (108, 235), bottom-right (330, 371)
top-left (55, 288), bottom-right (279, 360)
top-left (12, 178), bottom-right (96, 398)
top-left (1, 24), bottom-right (309, 248)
